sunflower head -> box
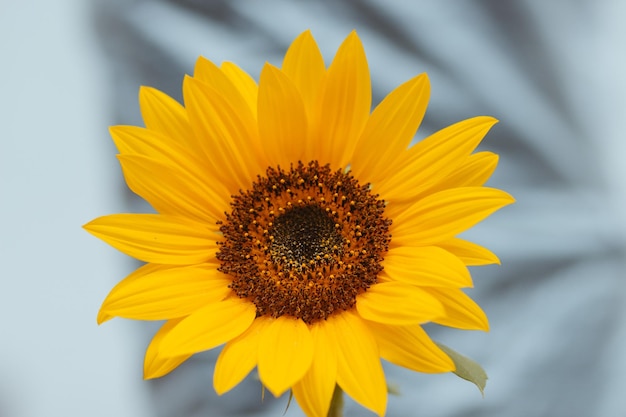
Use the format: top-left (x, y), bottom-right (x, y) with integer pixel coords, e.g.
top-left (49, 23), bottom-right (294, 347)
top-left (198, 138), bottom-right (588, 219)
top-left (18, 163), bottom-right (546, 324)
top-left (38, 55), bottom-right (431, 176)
top-left (85, 30), bottom-right (514, 417)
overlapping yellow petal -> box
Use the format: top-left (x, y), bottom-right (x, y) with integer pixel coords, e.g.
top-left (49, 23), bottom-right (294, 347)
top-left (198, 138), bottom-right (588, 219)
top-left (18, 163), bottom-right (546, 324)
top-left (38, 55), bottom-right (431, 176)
top-left (282, 30), bottom-right (326, 122)
top-left (439, 238), bottom-right (500, 266)
top-left (110, 125), bottom-right (203, 168)
top-left (98, 263), bottom-right (231, 322)
top-left (425, 288), bottom-right (489, 331)
top-left (214, 316), bottom-right (272, 395)
top-left (366, 321), bottom-right (455, 373)
top-left (391, 187), bottom-right (514, 246)
top-left (139, 86), bottom-right (193, 143)
top-left (292, 322), bottom-right (338, 417)
top-left (118, 154), bottom-right (228, 223)
top-left (356, 281), bottom-right (445, 325)
top-left (84, 214), bottom-right (218, 264)
top-left (144, 318), bottom-right (191, 379)
top-left (334, 311), bottom-right (387, 417)
top-left (351, 73), bottom-right (430, 184)
top-left (378, 116), bottom-right (498, 207)
top-left (383, 245), bottom-right (472, 287)
top-left (258, 64), bottom-right (308, 168)
top-left (220, 61), bottom-right (258, 119)
top-left (159, 298), bottom-right (256, 357)
top-left (313, 31), bottom-right (371, 168)
top-left (97, 263), bottom-right (164, 324)
top-left (183, 76), bottom-right (265, 192)
top-left (193, 56), bottom-right (255, 125)
top-left (257, 316), bottom-right (314, 397)
top-left (426, 151), bottom-right (499, 194)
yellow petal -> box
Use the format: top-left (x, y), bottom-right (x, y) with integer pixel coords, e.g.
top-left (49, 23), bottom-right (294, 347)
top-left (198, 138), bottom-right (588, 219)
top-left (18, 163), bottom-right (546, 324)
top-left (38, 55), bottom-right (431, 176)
top-left (213, 316), bottom-right (272, 395)
top-left (389, 152), bottom-right (501, 217)
top-left (83, 214), bottom-right (218, 265)
top-left (425, 287), bottom-right (489, 331)
top-left (139, 86), bottom-right (193, 143)
top-left (257, 316), bottom-right (314, 397)
top-left (109, 125), bottom-right (206, 173)
top-left (314, 31), bottom-right (371, 168)
top-left (96, 263), bottom-right (161, 324)
top-left (366, 321), bottom-right (455, 373)
top-left (98, 263), bottom-right (231, 322)
top-left (333, 311), bottom-right (387, 417)
top-left (118, 154), bottom-right (228, 224)
top-left (220, 61), bottom-right (258, 119)
top-left (356, 282), bottom-right (445, 325)
top-left (351, 73), bottom-right (430, 184)
top-left (383, 245), bottom-right (472, 287)
top-left (183, 76), bottom-right (265, 192)
top-left (391, 187), bottom-right (515, 246)
top-left (282, 30), bottom-right (326, 121)
top-left (438, 238), bottom-right (500, 266)
top-left (292, 321), bottom-right (338, 417)
top-left (377, 116), bottom-right (498, 203)
top-left (193, 56), bottom-right (255, 125)
top-left (144, 318), bottom-right (191, 379)
top-left (427, 151), bottom-right (499, 193)
top-left (159, 298), bottom-right (257, 357)
top-left (257, 63), bottom-right (308, 168)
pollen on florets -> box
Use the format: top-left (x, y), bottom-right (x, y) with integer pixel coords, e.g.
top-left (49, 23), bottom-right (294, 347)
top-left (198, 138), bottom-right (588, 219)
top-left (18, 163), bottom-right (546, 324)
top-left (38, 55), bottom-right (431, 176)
top-left (217, 161), bottom-right (391, 324)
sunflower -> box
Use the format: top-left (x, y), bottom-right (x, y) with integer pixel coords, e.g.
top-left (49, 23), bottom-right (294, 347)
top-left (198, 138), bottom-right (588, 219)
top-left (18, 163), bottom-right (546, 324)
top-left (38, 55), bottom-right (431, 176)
top-left (85, 30), bottom-right (513, 417)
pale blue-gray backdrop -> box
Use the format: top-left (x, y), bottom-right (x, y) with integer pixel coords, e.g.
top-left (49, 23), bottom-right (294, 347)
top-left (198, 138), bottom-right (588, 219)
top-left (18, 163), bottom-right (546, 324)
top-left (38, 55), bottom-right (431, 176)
top-left (2, 1), bottom-right (625, 417)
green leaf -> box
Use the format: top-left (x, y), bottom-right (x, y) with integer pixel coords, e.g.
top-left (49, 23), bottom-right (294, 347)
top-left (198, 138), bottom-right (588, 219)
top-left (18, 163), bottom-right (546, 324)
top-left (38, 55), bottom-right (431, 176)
top-left (436, 342), bottom-right (488, 396)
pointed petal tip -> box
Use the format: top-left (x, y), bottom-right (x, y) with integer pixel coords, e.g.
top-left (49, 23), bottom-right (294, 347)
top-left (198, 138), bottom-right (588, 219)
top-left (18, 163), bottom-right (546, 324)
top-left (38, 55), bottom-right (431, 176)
top-left (143, 369), bottom-right (160, 380)
top-left (82, 218), bottom-right (103, 236)
top-left (411, 72), bottom-right (431, 91)
top-left (107, 125), bottom-right (119, 137)
top-left (143, 352), bottom-right (191, 380)
top-left (143, 355), bottom-right (173, 380)
top-left (345, 29), bottom-right (363, 46)
top-left (97, 309), bottom-right (113, 325)
top-left (332, 30), bottom-right (362, 52)
top-left (295, 28), bottom-right (314, 40)
top-left (181, 74), bottom-right (197, 94)
top-left (484, 115), bottom-right (500, 126)
top-left (193, 55), bottom-right (212, 72)
top-left (497, 189), bottom-right (516, 205)
top-left (259, 61), bottom-right (281, 78)
top-left (138, 85), bottom-right (150, 97)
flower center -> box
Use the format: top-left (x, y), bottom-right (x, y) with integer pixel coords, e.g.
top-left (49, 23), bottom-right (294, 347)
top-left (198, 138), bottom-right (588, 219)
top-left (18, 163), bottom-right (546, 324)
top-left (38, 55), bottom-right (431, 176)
top-left (217, 161), bottom-right (391, 324)
top-left (269, 204), bottom-right (344, 271)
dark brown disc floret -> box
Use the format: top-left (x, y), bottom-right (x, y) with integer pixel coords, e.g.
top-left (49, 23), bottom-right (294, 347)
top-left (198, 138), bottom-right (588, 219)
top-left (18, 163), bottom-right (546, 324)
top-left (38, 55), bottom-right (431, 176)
top-left (216, 161), bottom-right (391, 324)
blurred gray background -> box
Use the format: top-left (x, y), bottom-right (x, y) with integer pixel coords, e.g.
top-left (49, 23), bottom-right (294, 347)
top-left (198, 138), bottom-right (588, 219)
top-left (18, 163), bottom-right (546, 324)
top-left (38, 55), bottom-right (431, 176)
top-left (1, 1), bottom-right (626, 417)
top-left (0, 1), bottom-right (151, 416)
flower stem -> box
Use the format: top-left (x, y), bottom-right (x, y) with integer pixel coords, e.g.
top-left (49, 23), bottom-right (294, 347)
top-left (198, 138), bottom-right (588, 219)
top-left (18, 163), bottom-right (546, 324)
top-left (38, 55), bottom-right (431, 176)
top-left (327, 385), bottom-right (344, 417)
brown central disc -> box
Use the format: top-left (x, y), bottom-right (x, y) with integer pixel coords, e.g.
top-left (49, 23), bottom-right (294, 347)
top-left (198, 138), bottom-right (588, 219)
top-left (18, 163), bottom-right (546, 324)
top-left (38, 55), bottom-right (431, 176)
top-left (269, 204), bottom-right (343, 271)
top-left (216, 161), bottom-right (391, 324)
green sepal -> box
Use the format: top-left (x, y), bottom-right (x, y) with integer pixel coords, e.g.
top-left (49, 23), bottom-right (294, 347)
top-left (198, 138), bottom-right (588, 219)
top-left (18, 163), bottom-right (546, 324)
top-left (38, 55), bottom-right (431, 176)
top-left (436, 342), bottom-right (488, 396)
top-left (387, 382), bottom-right (401, 396)
top-left (283, 390), bottom-right (294, 415)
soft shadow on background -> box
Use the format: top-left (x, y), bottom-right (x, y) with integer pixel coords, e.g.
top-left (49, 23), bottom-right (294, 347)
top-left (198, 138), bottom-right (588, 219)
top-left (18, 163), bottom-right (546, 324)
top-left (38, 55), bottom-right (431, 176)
top-left (1, 1), bottom-right (625, 417)
top-left (1, 2), bottom-right (151, 417)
